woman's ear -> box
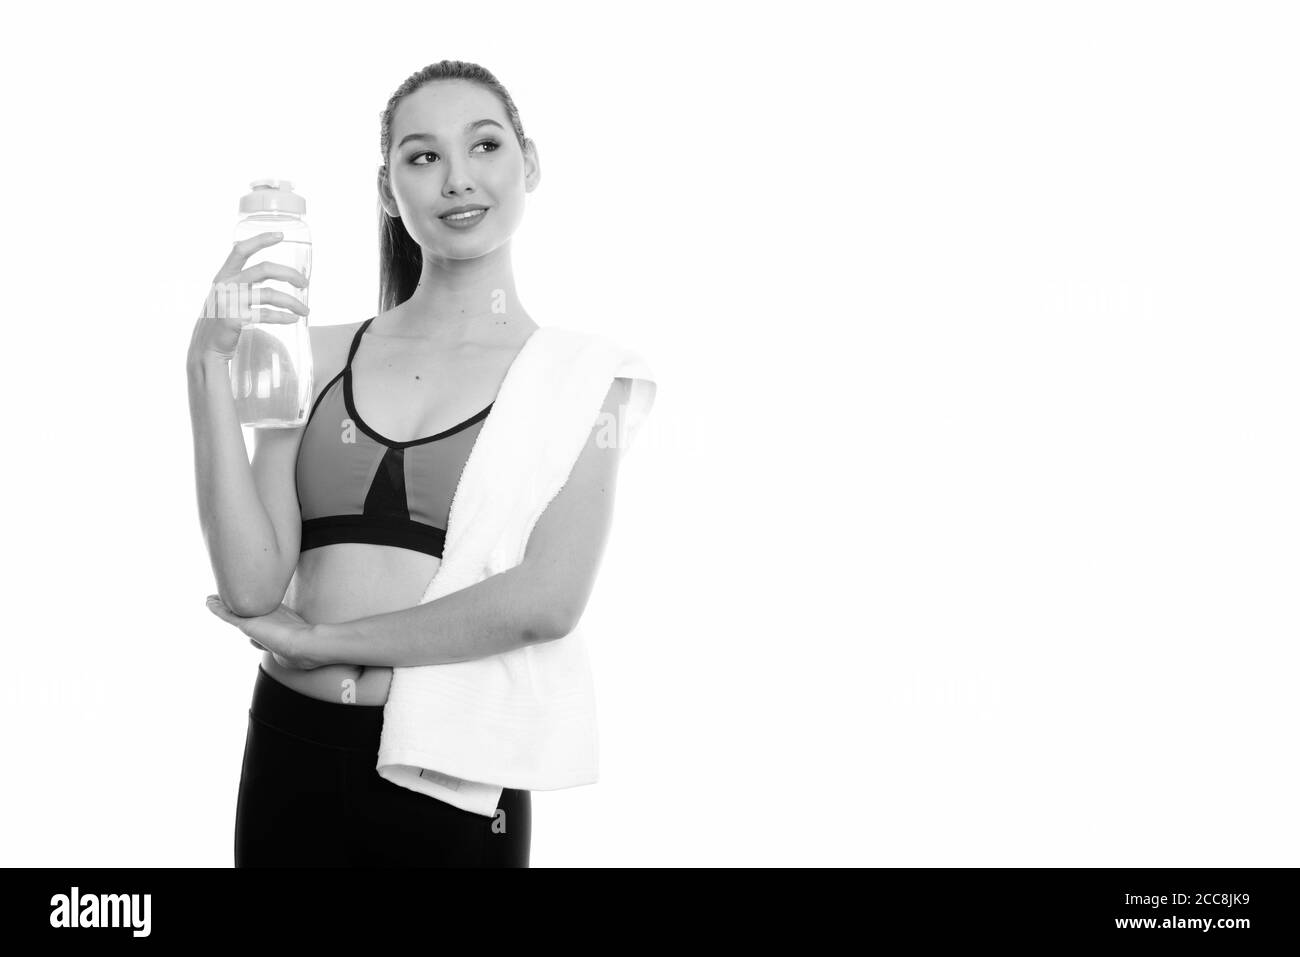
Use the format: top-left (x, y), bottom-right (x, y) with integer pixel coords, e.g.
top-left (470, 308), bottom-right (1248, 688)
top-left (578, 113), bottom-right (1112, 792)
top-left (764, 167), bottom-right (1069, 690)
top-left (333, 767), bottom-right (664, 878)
top-left (524, 138), bottom-right (541, 193)
top-left (377, 165), bottom-right (399, 217)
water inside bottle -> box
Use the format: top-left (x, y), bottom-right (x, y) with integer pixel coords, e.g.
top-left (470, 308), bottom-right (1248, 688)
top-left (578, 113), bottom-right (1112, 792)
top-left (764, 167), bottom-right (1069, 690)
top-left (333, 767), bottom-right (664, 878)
top-left (231, 319), bottom-right (313, 427)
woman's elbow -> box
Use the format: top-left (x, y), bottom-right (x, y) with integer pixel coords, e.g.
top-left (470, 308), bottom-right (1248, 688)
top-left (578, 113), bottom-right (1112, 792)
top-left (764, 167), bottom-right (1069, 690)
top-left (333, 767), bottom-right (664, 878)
top-left (218, 580), bottom-right (282, 618)
top-left (525, 602), bottom-right (582, 644)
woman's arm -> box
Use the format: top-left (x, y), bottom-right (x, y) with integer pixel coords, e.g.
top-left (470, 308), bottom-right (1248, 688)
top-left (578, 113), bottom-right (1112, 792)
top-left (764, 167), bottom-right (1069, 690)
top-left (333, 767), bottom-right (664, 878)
top-left (187, 352), bottom-right (301, 617)
top-left (310, 378), bottom-right (632, 667)
top-left (187, 234), bottom-right (311, 617)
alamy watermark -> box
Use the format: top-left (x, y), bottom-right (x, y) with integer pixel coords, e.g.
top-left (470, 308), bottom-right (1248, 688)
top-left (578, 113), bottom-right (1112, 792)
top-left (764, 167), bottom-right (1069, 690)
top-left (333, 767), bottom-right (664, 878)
top-left (49, 886), bottom-right (151, 937)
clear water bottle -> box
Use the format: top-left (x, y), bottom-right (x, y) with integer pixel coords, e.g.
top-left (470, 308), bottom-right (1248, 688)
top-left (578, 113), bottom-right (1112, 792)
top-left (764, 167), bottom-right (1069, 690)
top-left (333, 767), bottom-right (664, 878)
top-left (229, 178), bottom-right (313, 427)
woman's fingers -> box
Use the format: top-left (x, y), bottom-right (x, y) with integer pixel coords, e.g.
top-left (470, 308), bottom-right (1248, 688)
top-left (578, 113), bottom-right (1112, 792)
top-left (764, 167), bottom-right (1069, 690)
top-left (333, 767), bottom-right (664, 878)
top-left (192, 232), bottom-right (309, 363)
top-left (214, 231), bottom-right (284, 283)
top-left (207, 595), bottom-right (254, 635)
top-left (206, 594), bottom-right (235, 624)
top-left (237, 260), bottom-right (309, 290)
top-left (248, 285), bottom-right (310, 316)
top-left (245, 306), bottom-right (303, 325)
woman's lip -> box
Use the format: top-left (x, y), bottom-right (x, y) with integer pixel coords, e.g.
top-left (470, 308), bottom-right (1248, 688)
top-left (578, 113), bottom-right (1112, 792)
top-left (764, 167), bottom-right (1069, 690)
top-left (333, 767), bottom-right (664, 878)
top-left (439, 208), bottom-right (489, 228)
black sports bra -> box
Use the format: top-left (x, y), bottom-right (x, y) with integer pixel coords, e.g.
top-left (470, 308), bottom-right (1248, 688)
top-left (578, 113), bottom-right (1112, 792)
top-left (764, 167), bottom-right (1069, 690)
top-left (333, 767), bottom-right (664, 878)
top-left (294, 316), bottom-right (493, 558)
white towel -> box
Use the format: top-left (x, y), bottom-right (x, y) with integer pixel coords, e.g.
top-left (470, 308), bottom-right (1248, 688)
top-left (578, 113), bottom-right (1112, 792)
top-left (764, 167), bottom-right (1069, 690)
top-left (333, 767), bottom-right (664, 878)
top-left (375, 325), bottom-right (656, 816)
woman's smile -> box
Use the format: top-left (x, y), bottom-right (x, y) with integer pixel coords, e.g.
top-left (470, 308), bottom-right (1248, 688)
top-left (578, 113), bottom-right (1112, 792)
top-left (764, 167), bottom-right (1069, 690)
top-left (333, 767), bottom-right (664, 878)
top-left (439, 207), bottom-right (490, 230)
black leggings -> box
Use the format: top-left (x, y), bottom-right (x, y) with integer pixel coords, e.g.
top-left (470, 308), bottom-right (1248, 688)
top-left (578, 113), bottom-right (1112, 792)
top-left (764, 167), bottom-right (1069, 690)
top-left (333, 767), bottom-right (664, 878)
top-left (235, 664), bottom-right (530, 867)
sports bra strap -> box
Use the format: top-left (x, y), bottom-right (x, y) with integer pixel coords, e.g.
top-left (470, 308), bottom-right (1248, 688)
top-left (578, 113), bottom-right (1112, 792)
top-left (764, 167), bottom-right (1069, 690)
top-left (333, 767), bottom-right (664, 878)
top-left (347, 316), bottom-right (376, 366)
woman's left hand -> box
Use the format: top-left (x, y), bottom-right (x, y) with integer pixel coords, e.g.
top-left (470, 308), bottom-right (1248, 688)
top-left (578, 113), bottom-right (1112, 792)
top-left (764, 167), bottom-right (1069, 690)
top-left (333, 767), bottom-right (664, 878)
top-left (205, 595), bottom-right (329, 670)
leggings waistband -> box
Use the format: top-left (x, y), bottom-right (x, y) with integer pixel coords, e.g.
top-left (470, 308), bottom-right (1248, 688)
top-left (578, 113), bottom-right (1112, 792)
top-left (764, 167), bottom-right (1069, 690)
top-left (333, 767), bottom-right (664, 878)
top-left (249, 664), bottom-right (384, 751)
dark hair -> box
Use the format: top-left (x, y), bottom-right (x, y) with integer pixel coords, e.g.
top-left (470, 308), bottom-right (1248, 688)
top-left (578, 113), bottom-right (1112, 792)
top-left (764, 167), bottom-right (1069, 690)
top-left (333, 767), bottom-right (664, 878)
top-left (376, 60), bottom-right (529, 314)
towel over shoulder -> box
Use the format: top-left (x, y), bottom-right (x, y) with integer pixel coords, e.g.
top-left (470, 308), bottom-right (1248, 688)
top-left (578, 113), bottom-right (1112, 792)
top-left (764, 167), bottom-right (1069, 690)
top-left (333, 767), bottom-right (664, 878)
top-left (375, 325), bottom-right (657, 814)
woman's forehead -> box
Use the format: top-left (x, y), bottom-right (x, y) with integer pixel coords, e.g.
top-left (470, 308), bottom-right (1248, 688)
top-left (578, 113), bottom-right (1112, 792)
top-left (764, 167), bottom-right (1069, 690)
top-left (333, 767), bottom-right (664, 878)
top-left (392, 81), bottom-right (507, 137)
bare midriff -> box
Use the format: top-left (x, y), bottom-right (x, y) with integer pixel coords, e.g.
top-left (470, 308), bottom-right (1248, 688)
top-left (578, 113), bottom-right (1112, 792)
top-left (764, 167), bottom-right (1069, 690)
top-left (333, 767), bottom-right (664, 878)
top-left (261, 541), bottom-right (441, 705)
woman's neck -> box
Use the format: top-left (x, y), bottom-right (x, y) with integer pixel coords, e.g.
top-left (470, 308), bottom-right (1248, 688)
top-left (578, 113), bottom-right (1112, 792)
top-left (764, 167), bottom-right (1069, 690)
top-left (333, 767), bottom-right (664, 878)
top-left (397, 242), bottom-right (534, 344)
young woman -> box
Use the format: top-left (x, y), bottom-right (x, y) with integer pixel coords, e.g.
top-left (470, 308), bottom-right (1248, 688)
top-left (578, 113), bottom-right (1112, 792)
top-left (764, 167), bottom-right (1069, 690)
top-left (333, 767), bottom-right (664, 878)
top-left (188, 60), bottom-right (633, 867)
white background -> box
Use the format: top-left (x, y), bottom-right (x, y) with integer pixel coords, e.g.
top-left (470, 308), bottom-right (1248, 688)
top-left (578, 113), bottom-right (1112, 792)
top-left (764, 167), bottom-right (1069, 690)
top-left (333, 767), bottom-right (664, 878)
top-left (1, 0), bottom-right (1296, 866)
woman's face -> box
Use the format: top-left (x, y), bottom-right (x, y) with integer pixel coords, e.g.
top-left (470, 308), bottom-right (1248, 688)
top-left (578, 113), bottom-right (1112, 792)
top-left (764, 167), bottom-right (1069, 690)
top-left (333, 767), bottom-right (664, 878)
top-left (380, 80), bottom-right (538, 262)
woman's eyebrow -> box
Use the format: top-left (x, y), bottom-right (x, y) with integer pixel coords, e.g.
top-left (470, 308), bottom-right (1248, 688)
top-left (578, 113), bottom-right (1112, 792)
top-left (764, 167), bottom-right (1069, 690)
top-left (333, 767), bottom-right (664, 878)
top-left (398, 119), bottom-right (506, 148)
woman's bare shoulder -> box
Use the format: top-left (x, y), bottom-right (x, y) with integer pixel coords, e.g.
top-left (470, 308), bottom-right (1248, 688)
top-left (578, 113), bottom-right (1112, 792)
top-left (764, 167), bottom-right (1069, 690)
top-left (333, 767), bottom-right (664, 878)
top-left (307, 319), bottom-right (365, 405)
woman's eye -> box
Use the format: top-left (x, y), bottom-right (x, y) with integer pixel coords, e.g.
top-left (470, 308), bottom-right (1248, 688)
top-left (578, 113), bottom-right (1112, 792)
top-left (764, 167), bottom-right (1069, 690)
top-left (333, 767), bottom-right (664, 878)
top-left (410, 140), bottom-right (499, 165)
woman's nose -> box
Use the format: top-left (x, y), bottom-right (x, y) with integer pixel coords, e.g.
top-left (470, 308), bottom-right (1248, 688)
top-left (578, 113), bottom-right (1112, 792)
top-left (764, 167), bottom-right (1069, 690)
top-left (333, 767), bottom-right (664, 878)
top-left (442, 159), bottom-right (475, 196)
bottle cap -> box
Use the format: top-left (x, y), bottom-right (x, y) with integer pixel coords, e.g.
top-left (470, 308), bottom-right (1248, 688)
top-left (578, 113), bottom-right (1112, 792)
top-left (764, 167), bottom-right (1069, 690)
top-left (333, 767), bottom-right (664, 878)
top-left (239, 178), bottom-right (306, 215)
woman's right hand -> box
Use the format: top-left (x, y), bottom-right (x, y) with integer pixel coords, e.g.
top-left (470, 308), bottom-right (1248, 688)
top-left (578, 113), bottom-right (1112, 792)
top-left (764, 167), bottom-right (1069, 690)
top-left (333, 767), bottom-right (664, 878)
top-left (188, 231), bottom-right (309, 366)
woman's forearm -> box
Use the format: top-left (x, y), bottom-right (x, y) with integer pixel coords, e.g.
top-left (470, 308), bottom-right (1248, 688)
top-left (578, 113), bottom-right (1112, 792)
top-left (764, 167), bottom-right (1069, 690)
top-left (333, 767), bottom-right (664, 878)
top-left (312, 559), bottom-right (568, 667)
top-left (187, 353), bottom-right (286, 614)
